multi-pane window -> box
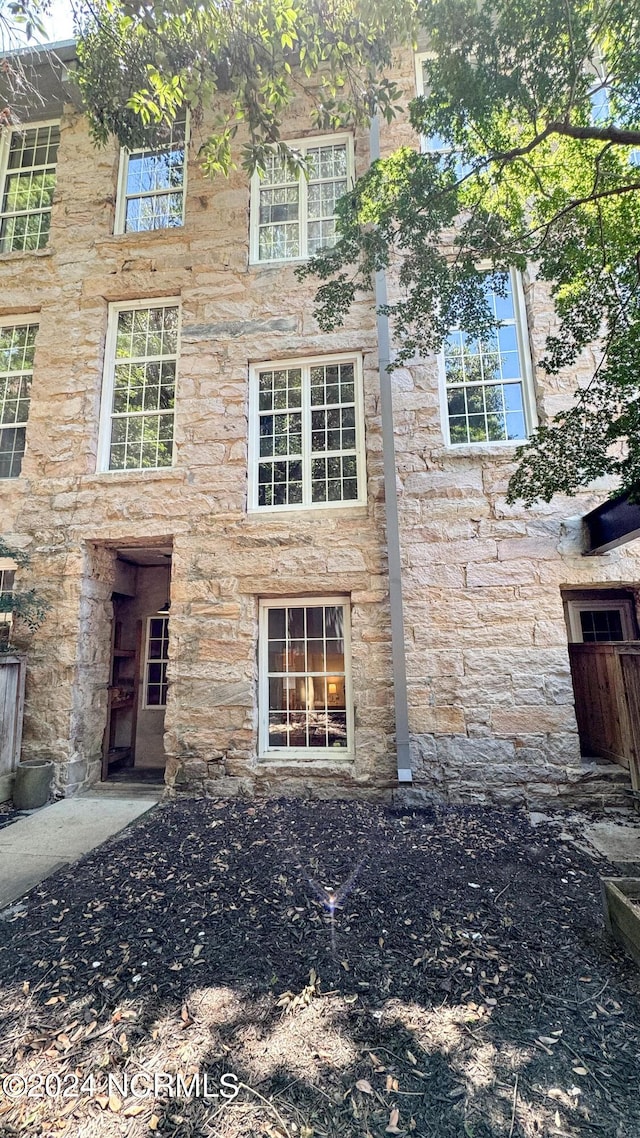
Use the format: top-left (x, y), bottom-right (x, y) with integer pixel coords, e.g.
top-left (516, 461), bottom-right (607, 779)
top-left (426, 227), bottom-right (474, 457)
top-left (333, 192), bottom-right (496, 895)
top-left (250, 356), bottom-right (364, 509)
top-left (442, 273), bottom-right (533, 445)
top-left (251, 135), bottom-right (351, 262)
top-left (0, 323), bottom-right (37, 478)
top-left (415, 55), bottom-right (469, 178)
top-left (116, 113), bottom-right (188, 234)
top-left (567, 599), bottom-right (636, 643)
top-left (589, 81), bottom-right (640, 166)
top-left (145, 615), bottom-right (169, 706)
top-left (100, 302), bottom-right (179, 472)
top-left (0, 566), bottom-right (15, 643)
top-left (0, 568), bottom-right (15, 597)
top-left (260, 599), bottom-right (351, 756)
top-left (0, 124), bottom-right (59, 253)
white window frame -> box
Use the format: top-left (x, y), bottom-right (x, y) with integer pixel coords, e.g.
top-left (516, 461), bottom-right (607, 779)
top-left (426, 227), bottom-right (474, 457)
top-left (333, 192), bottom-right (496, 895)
top-left (114, 111), bottom-right (189, 235)
top-left (258, 595), bottom-right (354, 761)
top-left (0, 560), bottom-right (16, 636)
top-left (143, 612), bottom-right (170, 709)
top-left (0, 120), bottom-right (60, 254)
top-left (97, 297), bottom-right (181, 474)
top-left (587, 68), bottom-right (640, 167)
top-left (0, 316), bottom-right (38, 479)
top-left (437, 267), bottom-right (537, 447)
top-left (248, 353), bottom-right (366, 512)
top-left (567, 598), bottom-right (636, 644)
top-left (414, 53), bottom-right (465, 163)
top-left (249, 133), bottom-right (354, 265)
top-left (415, 52), bottom-right (445, 155)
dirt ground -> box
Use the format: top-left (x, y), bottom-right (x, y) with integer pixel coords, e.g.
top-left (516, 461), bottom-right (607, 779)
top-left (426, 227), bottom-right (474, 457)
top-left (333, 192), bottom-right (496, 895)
top-left (0, 798), bottom-right (639, 1138)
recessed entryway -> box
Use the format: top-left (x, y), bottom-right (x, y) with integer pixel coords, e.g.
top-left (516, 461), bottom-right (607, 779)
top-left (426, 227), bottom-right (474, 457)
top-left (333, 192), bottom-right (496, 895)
top-left (102, 544), bottom-right (172, 784)
top-left (562, 586), bottom-right (640, 799)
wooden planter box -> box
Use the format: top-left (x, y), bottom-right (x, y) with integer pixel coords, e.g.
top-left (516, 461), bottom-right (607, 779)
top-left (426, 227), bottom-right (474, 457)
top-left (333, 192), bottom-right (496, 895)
top-left (601, 877), bottom-right (640, 966)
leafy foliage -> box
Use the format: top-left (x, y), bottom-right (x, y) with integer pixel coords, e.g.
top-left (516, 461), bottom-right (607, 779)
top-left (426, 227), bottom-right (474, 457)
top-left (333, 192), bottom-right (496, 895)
top-left (0, 537), bottom-right (49, 651)
top-left (75, 0), bottom-right (416, 175)
top-left (0, 0), bottom-right (52, 124)
top-left (301, 0), bottom-right (640, 505)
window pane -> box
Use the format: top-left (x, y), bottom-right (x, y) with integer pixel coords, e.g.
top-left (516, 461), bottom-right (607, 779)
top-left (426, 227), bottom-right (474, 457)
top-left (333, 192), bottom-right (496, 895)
top-left (579, 609), bottom-right (625, 642)
top-left (0, 323), bottom-right (37, 478)
top-left (145, 616), bottom-right (169, 705)
top-left (123, 114), bottom-right (187, 233)
top-left (107, 306), bottom-right (178, 471)
top-left (443, 275), bottom-right (528, 446)
top-left (0, 124), bottom-right (59, 253)
top-left (257, 139), bottom-right (348, 261)
top-left (255, 359), bottom-right (360, 508)
top-left (264, 602), bottom-right (349, 753)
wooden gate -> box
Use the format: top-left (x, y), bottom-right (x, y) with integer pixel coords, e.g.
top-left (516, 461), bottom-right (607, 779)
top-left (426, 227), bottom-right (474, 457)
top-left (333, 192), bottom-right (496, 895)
top-left (0, 655), bottom-right (26, 802)
top-left (568, 643), bottom-right (640, 794)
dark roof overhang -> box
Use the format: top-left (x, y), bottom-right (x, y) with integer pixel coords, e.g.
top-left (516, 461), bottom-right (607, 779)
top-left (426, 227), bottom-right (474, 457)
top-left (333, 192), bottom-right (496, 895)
top-left (1, 39), bottom-right (79, 121)
top-left (583, 488), bottom-right (640, 555)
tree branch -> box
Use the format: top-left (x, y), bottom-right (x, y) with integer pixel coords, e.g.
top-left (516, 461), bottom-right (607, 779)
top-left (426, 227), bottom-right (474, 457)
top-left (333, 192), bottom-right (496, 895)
top-left (548, 119), bottom-right (640, 146)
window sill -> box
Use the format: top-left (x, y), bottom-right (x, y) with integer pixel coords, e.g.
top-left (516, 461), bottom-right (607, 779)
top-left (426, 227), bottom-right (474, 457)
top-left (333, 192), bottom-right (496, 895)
top-left (247, 503), bottom-right (368, 520)
top-left (93, 228), bottom-right (189, 252)
top-left (249, 257), bottom-right (309, 269)
top-left (83, 468), bottom-right (185, 484)
top-left (258, 752), bottom-right (354, 766)
top-left (107, 224), bottom-right (187, 241)
top-left (443, 441), bottom-right (528, 457)
top-left (0, 246), bottom-right (53, 262)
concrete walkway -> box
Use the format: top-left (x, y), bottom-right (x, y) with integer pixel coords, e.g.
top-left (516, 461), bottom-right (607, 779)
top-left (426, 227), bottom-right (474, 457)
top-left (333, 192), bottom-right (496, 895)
top-left (0, 791), bottom-right (159, 910)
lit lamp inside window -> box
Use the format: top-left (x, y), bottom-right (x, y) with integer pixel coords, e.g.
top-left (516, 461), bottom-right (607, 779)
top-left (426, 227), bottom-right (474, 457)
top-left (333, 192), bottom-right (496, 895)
top-left (328, 683), bottom-right (337, 695)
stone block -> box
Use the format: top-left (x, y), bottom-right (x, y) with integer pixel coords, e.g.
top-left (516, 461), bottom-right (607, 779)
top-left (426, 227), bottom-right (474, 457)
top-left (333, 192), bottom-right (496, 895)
top-left (409, 706), bottom-right (466, 734)
top-left (491, 706), bottom-right (579, 735)
top-left (466, 560), bottom-right (539, 587)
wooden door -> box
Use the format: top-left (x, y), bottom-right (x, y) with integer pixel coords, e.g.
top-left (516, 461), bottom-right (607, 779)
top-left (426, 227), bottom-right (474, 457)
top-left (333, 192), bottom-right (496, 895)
top-left (618, 652), bottom-right (640, 793)
top-left (0, 656), bottom-right (26, 796)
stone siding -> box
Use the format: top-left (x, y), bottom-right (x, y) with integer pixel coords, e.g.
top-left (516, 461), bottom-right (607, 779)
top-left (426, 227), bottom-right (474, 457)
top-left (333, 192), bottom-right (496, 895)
top-left (0, 51), bottom-right (639, 805)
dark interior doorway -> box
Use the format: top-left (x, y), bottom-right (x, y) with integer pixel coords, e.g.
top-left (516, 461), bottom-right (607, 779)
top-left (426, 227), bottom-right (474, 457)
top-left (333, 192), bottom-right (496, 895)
top-left (102, 545), bottom-right (172, 784)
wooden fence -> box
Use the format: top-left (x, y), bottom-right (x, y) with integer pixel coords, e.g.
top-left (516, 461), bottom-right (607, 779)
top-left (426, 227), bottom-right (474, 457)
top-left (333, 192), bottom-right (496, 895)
top-left (0, 655), bottom-right (26, 802)
top-left (568, 643), bottom-right (640, 794)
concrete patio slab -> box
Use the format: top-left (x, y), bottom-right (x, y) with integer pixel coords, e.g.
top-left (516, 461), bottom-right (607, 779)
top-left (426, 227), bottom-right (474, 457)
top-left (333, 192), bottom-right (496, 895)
top-left (0, 793), bottom-right (158, 910)
top-left (584, 819), bottom-right (640, 874)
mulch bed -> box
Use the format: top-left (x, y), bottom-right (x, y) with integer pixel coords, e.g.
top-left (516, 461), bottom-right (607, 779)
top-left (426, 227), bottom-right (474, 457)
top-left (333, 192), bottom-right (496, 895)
top-left (0, 798), bottom-right (639, 1138)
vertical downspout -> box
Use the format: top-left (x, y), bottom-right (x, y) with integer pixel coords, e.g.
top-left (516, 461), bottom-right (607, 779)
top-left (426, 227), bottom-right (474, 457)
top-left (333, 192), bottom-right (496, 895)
top-left (369, 114), bottom-right (413, 784)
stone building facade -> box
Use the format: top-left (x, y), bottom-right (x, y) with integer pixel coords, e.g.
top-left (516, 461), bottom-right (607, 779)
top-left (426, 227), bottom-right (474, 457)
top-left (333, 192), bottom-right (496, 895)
top-left (1, 43), bottom-right (638, 806)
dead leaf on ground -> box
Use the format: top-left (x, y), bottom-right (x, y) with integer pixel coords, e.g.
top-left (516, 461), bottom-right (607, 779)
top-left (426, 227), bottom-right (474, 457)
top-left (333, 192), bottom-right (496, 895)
top-left (386, 1107), bottom-right (401, 1134)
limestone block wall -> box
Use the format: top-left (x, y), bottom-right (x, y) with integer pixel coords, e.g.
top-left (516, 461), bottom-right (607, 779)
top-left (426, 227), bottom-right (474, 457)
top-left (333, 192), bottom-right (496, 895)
top-left (1, 48), bottom-right (640, 805)
top-left (0, 95), bottom-right (398, 798)
top-left (369, 47), bottom-right (640, 806)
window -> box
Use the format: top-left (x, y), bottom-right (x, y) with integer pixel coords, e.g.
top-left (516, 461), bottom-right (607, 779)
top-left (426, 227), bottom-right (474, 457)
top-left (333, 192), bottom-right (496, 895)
top-left (414, 54), bottom-right (470, 178)
top-left (0, 322), bottom-right (37, 478)
top-left (249, 355), bottom-right (365, 510)
top-left (589, 79), bottom-right (640, 166)
top-left (0, 123), bottom-right (59, 253)
top-left (98, 301), bottom-right (180, 472)
top-left (250, 135), bottom-right (353, 263)
top-left (259, 598), bottom-right (352, 757)
top-left (0, 564), bottom-right (14, 646)
top-left (144, 614), bottom-right (169, 706)
top-left (567, 598), bottom-right (636, 643)
top-left (115, 112), bottom-right (188, 234)
top-left (441, 270), bottom-right (535, 445)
